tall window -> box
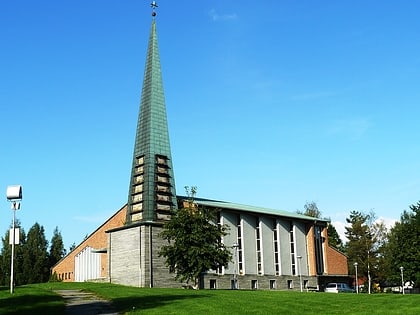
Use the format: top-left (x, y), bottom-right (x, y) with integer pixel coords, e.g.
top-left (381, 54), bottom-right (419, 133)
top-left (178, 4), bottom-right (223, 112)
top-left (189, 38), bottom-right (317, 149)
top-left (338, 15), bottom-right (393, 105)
top-left (256, 217), bottom-right (263, 274)
top-left (314, 225), bottom-right (325, 275)
top-left (273, 219), bottom-right (280, 275)
top-left (289, 222), bottom-right (296, 275)
top-left (216, 212), bottom-right (223, 275)
top-left (236, 214), bottom-right (243, 274)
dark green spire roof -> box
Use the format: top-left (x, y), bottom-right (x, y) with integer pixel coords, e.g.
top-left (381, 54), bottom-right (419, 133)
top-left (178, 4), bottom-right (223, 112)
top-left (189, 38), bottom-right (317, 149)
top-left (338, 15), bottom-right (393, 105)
top-left (126, 19), bottom-right (177, 224)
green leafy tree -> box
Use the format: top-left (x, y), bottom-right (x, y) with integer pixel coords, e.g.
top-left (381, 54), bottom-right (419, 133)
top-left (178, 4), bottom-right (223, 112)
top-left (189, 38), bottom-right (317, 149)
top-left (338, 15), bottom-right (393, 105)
top-left (0, 220), bottom-right (26, 286)
top-left (22, 223), bottom-right (49, 283)
top-left (385, 202), bottom-right (420, 288)
top-left (49, 226), bottom-right (66, 269)
top-left (159, 186), bottom-right (232, 289)
top-left (297, 201), bottom-right (322, 218)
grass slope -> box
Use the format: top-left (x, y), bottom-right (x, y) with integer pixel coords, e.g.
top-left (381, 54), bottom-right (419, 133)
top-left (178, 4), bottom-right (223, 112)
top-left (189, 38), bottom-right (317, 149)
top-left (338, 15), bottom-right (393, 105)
top-left (1, 282), bottom-right (419, 314)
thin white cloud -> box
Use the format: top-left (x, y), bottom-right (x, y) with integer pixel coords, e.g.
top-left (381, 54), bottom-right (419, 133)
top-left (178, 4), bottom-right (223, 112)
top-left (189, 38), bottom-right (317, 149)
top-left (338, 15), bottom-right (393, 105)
top-left (209, 9), bottom-right (238, 22)
top-left (327, 118), bottom-right (372, 140)
top-left (376, 216), bottom-right (397, 230)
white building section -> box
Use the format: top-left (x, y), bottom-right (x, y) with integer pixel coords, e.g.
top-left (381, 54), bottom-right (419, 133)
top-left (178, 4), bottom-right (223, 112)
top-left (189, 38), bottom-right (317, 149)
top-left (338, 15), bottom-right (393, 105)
top-left (75, 246), bottom-right (101, 282)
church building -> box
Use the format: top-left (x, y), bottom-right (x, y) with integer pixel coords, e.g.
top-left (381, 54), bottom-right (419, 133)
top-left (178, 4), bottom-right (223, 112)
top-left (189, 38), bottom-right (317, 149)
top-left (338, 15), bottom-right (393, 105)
top-left (52, 3), bottom-right (348, 290)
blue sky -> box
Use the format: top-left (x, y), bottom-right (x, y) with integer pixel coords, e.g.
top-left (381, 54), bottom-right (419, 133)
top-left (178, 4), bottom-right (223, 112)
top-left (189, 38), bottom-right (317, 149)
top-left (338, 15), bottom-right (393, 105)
top-left (1, 1), bottom-right (420, 249)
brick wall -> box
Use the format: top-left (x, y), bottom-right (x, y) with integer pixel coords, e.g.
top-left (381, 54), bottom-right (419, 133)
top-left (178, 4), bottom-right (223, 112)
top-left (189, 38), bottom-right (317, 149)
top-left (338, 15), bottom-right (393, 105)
top-left (51, 205), bottom-right (126, 281)
top-left (325, 245), bottom-right (348, 275)
top-left (306, 225), bottom-right (317, 276)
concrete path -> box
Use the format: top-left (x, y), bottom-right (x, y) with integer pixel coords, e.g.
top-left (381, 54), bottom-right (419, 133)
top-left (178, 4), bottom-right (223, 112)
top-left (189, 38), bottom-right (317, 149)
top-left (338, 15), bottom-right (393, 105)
top-left (55, 290), bottom-right (119, 315)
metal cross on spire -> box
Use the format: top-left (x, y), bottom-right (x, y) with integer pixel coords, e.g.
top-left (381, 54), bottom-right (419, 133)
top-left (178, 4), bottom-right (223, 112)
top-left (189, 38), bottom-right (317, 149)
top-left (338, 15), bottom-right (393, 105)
top-left (151, 1), bottom-right (158, 17)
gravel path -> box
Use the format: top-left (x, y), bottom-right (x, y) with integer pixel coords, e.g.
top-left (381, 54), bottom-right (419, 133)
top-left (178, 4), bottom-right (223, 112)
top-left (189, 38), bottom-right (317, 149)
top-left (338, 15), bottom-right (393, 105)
top-left (55, 290), bottom-right (119, 315)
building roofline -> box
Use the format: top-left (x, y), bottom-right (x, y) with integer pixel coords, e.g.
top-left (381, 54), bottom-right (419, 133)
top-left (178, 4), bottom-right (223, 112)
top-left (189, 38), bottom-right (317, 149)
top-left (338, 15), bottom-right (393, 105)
top-left (178, 196), bottom-right (330, 223)
top-left (51, 204), bottom-right (127, 268)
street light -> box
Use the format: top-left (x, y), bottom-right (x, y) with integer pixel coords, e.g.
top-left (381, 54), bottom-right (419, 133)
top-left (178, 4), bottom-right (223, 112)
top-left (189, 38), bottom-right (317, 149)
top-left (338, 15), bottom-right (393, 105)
top-left (6, 185), bottom-right (22, 294)
top-left (400, 266), bottom-right (404, 295)
top-left (232, 243), bottom-right (239, 289)
top-left (297, 255), bottom-right (303, 292)
top-left (354, 262), bottom-right (359, 294)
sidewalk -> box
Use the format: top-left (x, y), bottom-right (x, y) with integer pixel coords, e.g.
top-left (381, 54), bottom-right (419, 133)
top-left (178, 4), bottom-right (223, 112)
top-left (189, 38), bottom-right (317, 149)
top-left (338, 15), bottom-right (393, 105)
top-left (55, 290), bottom-right (119, 315)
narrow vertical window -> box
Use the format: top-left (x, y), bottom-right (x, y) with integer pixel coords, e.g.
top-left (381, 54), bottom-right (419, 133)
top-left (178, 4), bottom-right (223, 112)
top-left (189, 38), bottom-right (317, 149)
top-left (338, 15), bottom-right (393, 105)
top-left (270, 279), bottom-right (276, 289)
top-left (236, 214), bottom-right (243, 274)
top-left (314, 225), bottom-right (325, 275)
top-left (273, 219), bottom-right (280, 275)
top-left (255, 217), bottom-right (263, 274)
top-left (290, 222), bottom-right (296, 275)
top-left (251, 279), bottom-right (258, 290)
top-left (216, 212), bottom-right (223, 275)
top-left (210, 279), bottom-right (216, 289)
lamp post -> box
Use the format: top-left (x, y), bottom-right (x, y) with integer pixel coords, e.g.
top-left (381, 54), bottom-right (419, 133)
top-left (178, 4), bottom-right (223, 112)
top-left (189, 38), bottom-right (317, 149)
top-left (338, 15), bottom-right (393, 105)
top-left (232, 243), bottom-right (239, 289)
top-left (297, 255), bottom-right (303, 292)
top-left (354, 262), bottom-right (358, 294)
top-left (400, 266), bottom-right (404, 295)
top-left (6, 185), bottom-right (22, 294)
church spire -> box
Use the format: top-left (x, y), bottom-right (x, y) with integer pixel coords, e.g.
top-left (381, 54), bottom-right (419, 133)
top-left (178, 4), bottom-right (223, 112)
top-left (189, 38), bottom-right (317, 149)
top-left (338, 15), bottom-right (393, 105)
top-left (126, 5), bottom-right (177, 224)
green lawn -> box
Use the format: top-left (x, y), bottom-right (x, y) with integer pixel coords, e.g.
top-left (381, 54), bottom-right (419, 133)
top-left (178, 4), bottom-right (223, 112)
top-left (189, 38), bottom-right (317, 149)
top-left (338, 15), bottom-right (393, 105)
top-left (0, 282), bottom-right (418, 314)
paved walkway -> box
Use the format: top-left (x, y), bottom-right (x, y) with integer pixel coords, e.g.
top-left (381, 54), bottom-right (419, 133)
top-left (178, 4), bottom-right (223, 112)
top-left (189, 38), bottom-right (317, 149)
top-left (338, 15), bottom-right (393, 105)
top-left (55, 290), bottom-right (119, 315)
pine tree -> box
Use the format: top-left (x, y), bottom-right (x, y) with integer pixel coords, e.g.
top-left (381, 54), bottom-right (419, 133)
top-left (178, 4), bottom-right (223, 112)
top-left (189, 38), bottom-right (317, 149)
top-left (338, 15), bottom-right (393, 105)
top-left (327, 223), bottom-right (344, 252)
top-left (22, 223), bottom-right (49, 284)
top-left (49, 226), bottom-right (66, 269)
top-left (0, 220), bottom-right (26, 286)
top-left (345, 211), bottom-right (378, 293)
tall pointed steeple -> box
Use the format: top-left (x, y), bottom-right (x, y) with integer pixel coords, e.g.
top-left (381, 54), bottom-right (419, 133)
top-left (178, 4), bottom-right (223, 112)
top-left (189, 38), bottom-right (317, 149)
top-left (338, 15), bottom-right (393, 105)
top-left (126, 9), bottom-right (177, 224)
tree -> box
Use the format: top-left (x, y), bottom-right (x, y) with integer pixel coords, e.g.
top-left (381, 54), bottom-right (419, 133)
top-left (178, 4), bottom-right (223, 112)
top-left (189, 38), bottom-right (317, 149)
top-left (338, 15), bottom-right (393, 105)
top-left (385, 202), bottom-right (420, 288)
top-left (327, 223), bottom-right (344, 252)
top-left (49, 227), bottom-right (66, 269)
top-left (22, 223), bottom-right (49, 283)
top-left (159, 186), bottom-right (232, 289)
top-left (345, 211), bottom-right (383, 293)
top-left (298, 201), bottom-right (322, 218)
top-left (0, 220), bottom-right (26, 286)
top-left (69, 242), bottom-right (77, 252)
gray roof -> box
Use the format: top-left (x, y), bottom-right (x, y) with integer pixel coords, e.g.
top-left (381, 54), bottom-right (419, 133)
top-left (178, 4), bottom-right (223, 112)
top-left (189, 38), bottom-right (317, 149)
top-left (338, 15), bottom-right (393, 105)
top-left (180, 196), bottom-right (329, 223)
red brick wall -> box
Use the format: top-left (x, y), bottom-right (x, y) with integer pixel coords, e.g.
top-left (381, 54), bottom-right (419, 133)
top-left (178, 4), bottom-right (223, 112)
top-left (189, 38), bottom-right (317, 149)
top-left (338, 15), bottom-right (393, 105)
top-left (306, 225), bottom-right (317, 276)
top-left (307, 225), bottom-right (348, 276)
top-left (51, 205), bottom-right (126, 282)
top-left (325, 245), bottom-right (348, 275)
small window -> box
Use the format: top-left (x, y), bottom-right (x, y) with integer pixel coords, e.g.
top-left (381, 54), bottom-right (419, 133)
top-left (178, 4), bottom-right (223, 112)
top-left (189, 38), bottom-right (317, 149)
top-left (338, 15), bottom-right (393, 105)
top-left (210, 279), bottom-right (217, 289)
top-left (304, 280), bottom-right (308, 289)
top-left (251, 280), bottom-right (258, 290)
top-left (231, 279), bottom-right (238, 290)
top-left (270, 279), bottom-right (276, 290)
top-left (288, 280), bottom-right (293, 289)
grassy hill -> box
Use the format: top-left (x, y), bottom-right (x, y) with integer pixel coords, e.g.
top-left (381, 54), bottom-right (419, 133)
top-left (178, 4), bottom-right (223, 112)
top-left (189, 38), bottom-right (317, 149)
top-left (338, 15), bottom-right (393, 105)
top-left (1, 282), bottom-right (418, 314)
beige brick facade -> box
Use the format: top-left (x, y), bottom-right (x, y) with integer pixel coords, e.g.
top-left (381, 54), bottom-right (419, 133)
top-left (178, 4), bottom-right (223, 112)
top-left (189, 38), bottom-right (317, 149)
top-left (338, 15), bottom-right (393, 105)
top-left (51, 205), bottom-right (126, 282)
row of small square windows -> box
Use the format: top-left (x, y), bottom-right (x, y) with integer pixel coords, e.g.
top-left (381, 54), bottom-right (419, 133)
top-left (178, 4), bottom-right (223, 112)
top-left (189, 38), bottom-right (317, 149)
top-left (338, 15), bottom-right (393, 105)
top-left (58, 272), bottom-right (73, 280)
top-left (209, 279), bottom-right (309, 290)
